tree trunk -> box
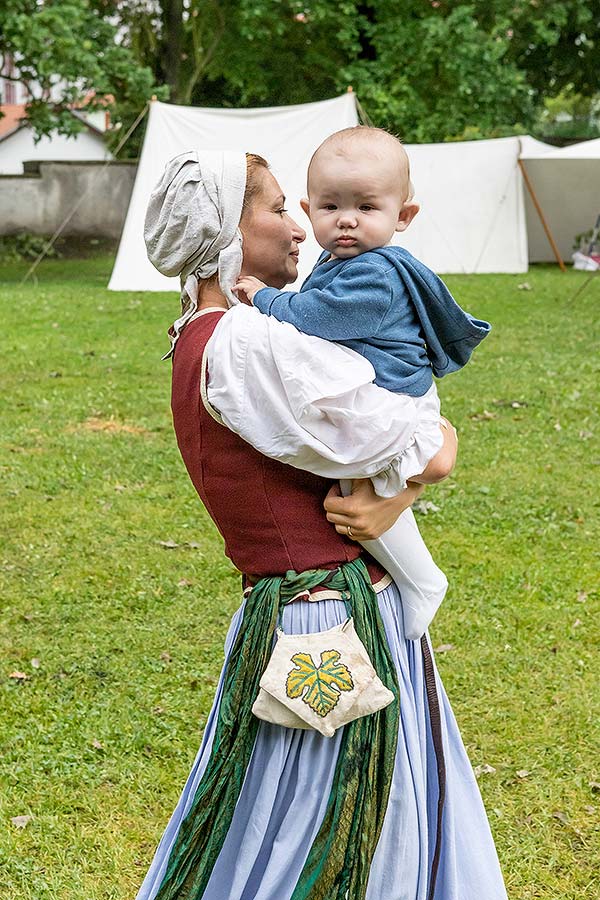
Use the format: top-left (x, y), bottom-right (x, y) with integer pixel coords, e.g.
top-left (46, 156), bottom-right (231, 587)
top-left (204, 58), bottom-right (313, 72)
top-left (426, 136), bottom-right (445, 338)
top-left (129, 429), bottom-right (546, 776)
top-left (161, 0), bottom-right (184, 103)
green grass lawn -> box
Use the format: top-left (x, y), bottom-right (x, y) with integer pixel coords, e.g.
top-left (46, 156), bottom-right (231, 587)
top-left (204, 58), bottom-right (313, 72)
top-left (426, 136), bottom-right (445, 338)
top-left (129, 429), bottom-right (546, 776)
top-left (1, 256), bottom-right (598, 899)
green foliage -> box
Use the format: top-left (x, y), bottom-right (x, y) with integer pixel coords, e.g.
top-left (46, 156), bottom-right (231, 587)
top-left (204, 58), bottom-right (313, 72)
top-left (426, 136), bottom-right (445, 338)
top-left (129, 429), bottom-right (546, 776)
top-left (98, 0), bottom-right (598, 148)
top-left (0, 232), bottom-right (60, 263)
top-left (572, 229), bottom-right (594, 253)
top-left (3, 0), bottom-right (599, 148)
top-left (535, 86), bottom-right (600, 143)
top-left (481, 0), bottom-right (599, 100)
top-left (342, 2), bottom-right (534, 142)
top-left (0, 0), bottom-right (163, 141)
top-left (0, 256), bottom-right (599, 899)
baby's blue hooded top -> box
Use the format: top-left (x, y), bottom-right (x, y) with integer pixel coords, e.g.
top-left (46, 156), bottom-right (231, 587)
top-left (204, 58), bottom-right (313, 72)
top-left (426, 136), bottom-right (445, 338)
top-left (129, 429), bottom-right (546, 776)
top-left (253, 246), bottom-right (491, 397)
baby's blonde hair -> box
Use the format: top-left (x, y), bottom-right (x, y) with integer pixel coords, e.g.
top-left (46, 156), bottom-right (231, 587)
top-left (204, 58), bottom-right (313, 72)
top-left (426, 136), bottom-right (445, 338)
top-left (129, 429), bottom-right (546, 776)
top-left (308, 126), bottom-right (413, 201)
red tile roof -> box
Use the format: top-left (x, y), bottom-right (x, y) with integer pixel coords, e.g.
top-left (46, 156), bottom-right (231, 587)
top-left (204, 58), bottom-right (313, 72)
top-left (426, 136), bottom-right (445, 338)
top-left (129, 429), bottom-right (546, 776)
top-left (0, 104), bottom-right (27, 138)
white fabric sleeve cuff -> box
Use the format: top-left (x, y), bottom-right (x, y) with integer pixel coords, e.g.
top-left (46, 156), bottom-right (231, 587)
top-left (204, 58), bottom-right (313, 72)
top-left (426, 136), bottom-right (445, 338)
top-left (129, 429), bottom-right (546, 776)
top-left (206, 305), bottom-right (442, 488)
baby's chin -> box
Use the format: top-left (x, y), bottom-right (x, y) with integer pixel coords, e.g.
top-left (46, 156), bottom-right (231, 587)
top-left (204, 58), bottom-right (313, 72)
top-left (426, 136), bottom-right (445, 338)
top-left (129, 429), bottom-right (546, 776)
top-left (325, 241), bottom-right (374, 259)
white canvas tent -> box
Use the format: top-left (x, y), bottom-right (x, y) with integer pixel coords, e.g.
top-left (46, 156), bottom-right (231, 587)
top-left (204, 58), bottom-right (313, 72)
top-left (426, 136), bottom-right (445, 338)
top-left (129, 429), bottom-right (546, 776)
top-left (109, 95), bottom-right (534, 290)
top-left (520, 137), bottom-right (600, 262)
top-left (391, 136), bottom-right (529, 273)
top-left (108, 94), bottom-right (600, 289)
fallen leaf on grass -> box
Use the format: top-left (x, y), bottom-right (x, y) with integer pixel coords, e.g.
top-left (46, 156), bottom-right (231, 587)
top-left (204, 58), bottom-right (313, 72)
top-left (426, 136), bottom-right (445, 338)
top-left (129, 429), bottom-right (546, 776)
top-left (517, 282), bottom-right (532, 291)
top-left (474, 763), bottom-right (496, 778)
top-left (470, 409), bottom-right (497, 421)
top-left (9, 671), bottom-right (29, 681)
top-left (492, 399), bottom-right (528, 409)
top-left (516, 769), bottom-right (531, 779)
top-left (579, 430), bottom-right (593, 440)
top-left (31, 658), bottom-right (40, 669)
top-left (160, 540), bottom-right (203, 551)
top-left (552, 811), bottom-right (583, 836)
top-left (412, 499), bottom-right (440, 515)
top-left (434, 643), bottom-right (455, 654)
top-left (11, 815), bottom-right (33, 829)
top-left (177, 579), bottom-right (193, 587)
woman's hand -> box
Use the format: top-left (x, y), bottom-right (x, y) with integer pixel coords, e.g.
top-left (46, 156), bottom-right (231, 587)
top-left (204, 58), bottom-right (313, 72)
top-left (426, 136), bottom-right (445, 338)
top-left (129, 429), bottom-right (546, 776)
top-left (234, 275), bottom-right (267, 304)
top-left (323, 478), bottom-right (426, 542)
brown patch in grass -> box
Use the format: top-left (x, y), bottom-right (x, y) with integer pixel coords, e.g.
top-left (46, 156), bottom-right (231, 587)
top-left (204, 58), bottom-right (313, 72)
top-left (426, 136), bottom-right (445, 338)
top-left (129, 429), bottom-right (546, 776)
top-left (69, 417), bottom-right (150, 436)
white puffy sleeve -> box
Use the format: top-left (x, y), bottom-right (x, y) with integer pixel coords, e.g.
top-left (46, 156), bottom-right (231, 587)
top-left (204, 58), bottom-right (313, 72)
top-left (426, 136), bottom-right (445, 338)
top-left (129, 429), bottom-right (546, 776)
top-left (204, 305), bottom-right (443, 497)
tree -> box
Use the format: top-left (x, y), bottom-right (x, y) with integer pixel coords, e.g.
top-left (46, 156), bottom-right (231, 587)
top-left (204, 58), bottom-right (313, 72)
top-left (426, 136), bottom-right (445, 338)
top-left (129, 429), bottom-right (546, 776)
top-left (341, 2), bottom-right (534, 142)
top-left (13, 1), bottom-right (594, 148)
top-left (0, 0), bottom-right (162, 141)
top-left (472, 0), bottom-right (599, 101)
top-left (90, 0), bottom-right (360, 109)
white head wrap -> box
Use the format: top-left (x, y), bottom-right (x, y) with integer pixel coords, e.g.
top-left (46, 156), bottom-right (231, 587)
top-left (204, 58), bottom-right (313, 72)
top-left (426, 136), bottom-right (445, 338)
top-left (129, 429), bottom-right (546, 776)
top-left (144, 150), bottom-right (247, 357)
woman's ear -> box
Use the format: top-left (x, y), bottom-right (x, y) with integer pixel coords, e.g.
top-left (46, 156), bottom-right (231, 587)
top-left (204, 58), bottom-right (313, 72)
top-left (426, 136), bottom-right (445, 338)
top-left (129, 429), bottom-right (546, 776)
top-left (300, 197), bottom-right (311, 219)
top-left (396, 202), bottom-right (420, 233)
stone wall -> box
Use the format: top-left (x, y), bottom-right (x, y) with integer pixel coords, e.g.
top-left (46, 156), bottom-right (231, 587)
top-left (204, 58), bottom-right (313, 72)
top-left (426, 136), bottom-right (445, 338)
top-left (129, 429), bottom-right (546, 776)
top-left (0, 160), bottom-right (137, 238)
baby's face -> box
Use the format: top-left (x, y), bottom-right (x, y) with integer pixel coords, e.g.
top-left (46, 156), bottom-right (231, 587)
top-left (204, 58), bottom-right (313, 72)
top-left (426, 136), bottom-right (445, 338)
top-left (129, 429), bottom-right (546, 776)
top-left (305, 150), bottom-right (409, 259)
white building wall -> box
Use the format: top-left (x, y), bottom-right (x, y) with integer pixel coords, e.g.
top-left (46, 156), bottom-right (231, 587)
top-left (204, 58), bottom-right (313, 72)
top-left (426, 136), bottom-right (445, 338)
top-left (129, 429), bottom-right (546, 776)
top-left (0, 126), bottom-right (112, 174)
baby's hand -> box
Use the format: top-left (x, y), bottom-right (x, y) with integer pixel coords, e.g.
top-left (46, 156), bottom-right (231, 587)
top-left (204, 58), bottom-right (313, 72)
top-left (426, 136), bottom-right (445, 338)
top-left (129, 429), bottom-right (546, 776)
top-left (234, 275), bottom-right (267, 304)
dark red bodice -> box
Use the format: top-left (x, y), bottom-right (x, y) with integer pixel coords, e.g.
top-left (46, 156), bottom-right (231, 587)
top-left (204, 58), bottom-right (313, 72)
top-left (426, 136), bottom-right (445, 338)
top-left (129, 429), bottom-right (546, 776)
top-left (171, 310), bottom-right (384, 581)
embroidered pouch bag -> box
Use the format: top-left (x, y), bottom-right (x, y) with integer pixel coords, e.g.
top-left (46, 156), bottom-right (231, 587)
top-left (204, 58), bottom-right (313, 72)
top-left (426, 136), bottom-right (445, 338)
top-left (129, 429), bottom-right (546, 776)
top-left (252, 618), bottom-right (394, 738)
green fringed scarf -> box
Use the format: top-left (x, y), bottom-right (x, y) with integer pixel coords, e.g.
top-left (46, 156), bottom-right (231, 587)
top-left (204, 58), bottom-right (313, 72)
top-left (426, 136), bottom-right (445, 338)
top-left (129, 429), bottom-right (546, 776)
top-left (154, 558), bottom-right (400, 900)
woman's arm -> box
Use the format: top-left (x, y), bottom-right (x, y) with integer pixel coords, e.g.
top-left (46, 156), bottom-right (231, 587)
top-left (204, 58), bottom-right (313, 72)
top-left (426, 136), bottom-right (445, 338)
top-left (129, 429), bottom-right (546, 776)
top-left (206, 305), bottom-right (443, 493)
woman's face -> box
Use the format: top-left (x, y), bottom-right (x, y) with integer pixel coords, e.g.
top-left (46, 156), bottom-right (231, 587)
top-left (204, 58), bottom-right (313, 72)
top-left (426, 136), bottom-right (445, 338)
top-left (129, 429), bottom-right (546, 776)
top-left (240, 170), bottom-right (306, 288)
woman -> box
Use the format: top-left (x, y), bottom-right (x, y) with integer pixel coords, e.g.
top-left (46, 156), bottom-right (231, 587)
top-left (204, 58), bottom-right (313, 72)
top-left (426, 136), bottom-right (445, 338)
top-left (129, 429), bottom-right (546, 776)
top-left (137, 150), bottom-right (507, 900)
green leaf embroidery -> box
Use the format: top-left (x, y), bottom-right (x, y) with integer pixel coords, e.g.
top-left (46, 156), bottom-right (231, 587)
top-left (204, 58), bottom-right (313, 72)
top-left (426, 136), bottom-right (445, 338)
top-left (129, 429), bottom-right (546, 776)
top-left (286, 649), bottom-right (354, 717)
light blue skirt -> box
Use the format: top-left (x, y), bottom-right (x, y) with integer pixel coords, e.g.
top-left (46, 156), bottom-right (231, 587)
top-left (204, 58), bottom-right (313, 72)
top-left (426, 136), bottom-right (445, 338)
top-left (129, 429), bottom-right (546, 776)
top-left (136, 582), bottom-right (507, 900)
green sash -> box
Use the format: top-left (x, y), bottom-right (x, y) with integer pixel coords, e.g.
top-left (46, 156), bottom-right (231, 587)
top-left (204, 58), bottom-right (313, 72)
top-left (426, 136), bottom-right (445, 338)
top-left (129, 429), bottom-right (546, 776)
top-left (154, 558), bottom-right (400, 900)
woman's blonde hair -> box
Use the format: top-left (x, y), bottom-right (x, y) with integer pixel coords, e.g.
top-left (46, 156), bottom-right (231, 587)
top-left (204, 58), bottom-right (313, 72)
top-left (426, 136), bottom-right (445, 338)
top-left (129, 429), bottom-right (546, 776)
top-left (242, 153), bottom-right (269, 218)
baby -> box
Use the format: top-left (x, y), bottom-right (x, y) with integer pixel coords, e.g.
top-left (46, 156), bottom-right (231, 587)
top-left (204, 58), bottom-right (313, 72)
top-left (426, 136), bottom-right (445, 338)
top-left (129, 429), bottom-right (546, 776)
top-left (235, 127), bottom-right (491, 637)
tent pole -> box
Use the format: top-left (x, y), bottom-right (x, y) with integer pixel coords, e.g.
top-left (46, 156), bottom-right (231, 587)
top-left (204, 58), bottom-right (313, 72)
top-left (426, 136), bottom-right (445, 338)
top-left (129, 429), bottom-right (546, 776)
top-left (350, 87), bottom-right (374, 128)
top-left (518, 158), bottom-right (566, 272)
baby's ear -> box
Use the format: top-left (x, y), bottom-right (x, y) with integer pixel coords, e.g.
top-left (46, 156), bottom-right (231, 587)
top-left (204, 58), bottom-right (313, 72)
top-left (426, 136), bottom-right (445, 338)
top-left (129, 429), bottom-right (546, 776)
top-left (396, 201), bottom-right (420, 233)
top-left (300, 197), bottom-right (311, 218)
